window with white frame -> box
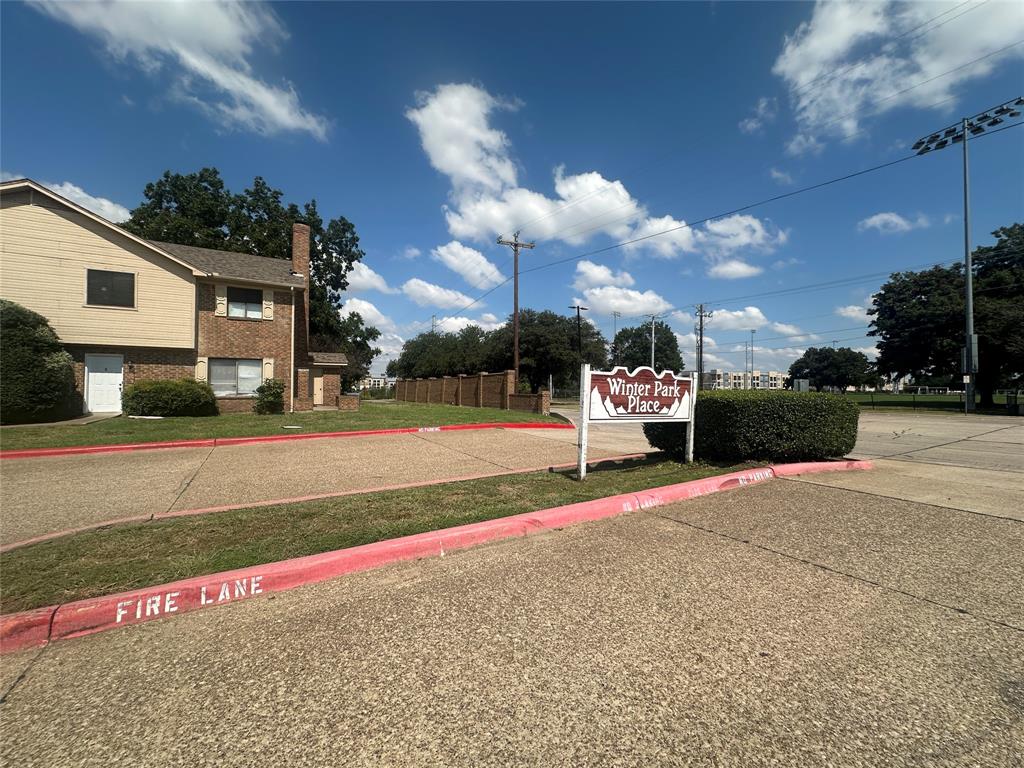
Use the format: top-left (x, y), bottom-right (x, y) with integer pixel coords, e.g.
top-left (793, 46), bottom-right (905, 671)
top-left (209, 359), bottom-right (262, 397)
top-left (227, 287), bottom-right (263, 319)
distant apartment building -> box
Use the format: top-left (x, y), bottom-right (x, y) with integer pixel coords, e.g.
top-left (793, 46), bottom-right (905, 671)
top-left (702, 369), bottom-right (786, 390)
top-left (359, 373), bottom-right (394, 390)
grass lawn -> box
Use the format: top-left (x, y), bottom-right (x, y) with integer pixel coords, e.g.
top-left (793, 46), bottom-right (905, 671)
top-left (844, 392), bottom-right (1014, 414)
top-left (0, 401), bottom-right (561, 452)
top-left (0, 457), bottom-right (748, 614)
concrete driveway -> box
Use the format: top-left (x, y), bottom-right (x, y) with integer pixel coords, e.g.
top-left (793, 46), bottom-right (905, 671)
top-left (2, 478), bottom-right (1021, 766)
top-left (0, 426), bottom-right (648, 548)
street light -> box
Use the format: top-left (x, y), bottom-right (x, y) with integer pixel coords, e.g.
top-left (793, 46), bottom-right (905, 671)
top-left (912, 96), bottom-right (1022, 413)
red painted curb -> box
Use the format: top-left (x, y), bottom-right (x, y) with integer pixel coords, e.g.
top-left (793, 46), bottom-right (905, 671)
top-left (0, 421), bottom-right (574, 460)
top-left (769, 459), bottom-right (873, 477)
top-left (0, 460), bottom-right (872, 654)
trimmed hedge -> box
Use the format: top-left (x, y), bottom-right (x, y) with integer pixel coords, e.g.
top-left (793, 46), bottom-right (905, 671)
top-left (122, 379), bottom-right (218, 417)
top-left (643, 389), bottom-right (859, 462)
top-left (0, 300), bottom-right (76, 424)
top-left (253, 379), bottom-right (285, 415)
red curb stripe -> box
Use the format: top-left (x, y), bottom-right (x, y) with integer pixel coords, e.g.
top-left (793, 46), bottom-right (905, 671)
top-left (0, 460), bottom-right (871, 654)
top-left (0, 421), bottom-right (574, 460)
top-left (769, 459), bottom-right (873, 477)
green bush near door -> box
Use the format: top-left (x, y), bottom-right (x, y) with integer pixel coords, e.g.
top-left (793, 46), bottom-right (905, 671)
top-left (643, 390), bottom-right (859, 462)
top-left (0, 300), bottom-right (76, 424)
top-left (122, 379), bottom-right (218, 417)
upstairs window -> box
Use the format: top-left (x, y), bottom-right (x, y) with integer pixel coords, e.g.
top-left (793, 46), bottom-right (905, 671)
top-left (87, 269), bottom-right (135, 308)
top-left (228, 287), bottom-right (263, 319)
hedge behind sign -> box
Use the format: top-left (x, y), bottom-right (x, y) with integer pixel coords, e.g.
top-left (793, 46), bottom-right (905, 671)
top-left (643, 390), bottom-right (859, 462)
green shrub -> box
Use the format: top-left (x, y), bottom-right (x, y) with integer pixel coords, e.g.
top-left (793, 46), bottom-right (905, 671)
top-left (253, 379), bottom-right (285, 414)
top-left (643, 390), bottom-right (859, 462)
top-left (122, 379), bottom-right (218, 417)
top-left (0, 300), bottom-right (76, 424)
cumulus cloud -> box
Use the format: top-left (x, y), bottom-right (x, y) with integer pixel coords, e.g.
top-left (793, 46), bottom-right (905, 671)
top-left (435, 312), bottom-right (506, 333)
top-left (773, 0), bottom-right (1024, 151)
top-left (339, 297), bottom-right (396, 333)
top-left (572, 260), bottom-right (635, 291)
top-left (857, 212), bottom-right (930, 234)
top-left (400, 246), bottom-right (422, 260)
top-left (371, 331), bottom-right (407, 374)
top-left (574, 285), bottom-right (673, 317)
top-left (770, 167), bottom-right (794, 185)
top-left (431, 241), bottom-right (505, 289)
top-left (33, 1), bottom-right (328, 140)
top-left (41, 180), bottom-right (131, 222)
top-left (707, 259), bottom-right (764, 280)
top-left (407, 82), bottom-right (791, 269)
top-left (706, 306), bottom-right (769, 331)
top-left (738, 96), bottom-right (778, 134)
top-left (836, 304), bottom-right (869, 321)
top-left (346, 261), bottom-right (396, 294)
top-left (401, 278), bottom-right (476, 310)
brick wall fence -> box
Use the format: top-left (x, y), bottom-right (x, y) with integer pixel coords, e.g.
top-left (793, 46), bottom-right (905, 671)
top-left (394, 371), bottom-right (550, 415)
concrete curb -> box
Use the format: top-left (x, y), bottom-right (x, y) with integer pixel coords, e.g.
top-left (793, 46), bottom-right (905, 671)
top-left (0, 421), bottom-right (574, 461)
top-left (0, 460), bottom-right (872, 654)
top-left (0, 452), bottom-right (651, 554)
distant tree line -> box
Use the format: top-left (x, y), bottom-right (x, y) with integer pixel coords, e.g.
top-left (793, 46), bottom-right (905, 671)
top-left (387, 310), bottom-right (684, 392)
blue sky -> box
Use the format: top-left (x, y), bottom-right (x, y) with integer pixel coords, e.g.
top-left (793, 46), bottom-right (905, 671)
top-left (3, 1), bottom-right (1022, 373)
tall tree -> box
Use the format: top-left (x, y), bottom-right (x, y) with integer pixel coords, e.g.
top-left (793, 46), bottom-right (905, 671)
top-left (787, 347), bottom-right (873, 391)
top-left (123, 168), bottom-right (371, 354)
top-left (870, 223), bottom-right (1024, 405)
top-left (612, 321), bottom-right (684, 372)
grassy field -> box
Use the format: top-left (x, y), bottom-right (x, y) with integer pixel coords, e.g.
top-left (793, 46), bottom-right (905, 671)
top-left (0, 401), bottom-right (560, 451)
top-left (0, 458), bottom-right (747, 614)
top-left (844, 392), bottom-right (1014, 412)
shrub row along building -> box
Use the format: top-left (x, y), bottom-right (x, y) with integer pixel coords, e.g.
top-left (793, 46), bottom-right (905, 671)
top-left (0, 178), bottom-right (349, 414)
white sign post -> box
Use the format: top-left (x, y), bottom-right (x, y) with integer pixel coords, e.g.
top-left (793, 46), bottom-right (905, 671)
top-left (577, 365), bottom-right (697, 480)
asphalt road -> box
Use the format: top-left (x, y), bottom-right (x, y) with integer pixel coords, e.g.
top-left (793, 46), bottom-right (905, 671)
top-left (2, 479), bottom-right (1021, 766)
top-left (0, 426), bottom-right (652, 548)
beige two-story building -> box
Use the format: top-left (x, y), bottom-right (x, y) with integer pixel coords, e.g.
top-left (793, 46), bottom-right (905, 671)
top-left (0, 178), bottom-right (349, 414)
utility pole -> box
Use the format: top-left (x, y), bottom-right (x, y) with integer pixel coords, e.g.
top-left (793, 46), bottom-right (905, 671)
top-left (569, 305), bottom-right (589, 358)
top-left (611, 311), bottom-right (621, 365)
top-left (750, 329), bottom-right (756, 387)
top-left (649, 314), bottom-right (658, 369)
top-left (497, 231), bottom-right (535, 385)
top-left (696, 304), bottom-right (712, 387)
top-left (912, 97), bottom-right (1022, 413)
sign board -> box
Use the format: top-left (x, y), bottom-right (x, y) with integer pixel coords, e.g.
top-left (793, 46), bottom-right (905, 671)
top-left (577, 365), bottom-right (696, 479)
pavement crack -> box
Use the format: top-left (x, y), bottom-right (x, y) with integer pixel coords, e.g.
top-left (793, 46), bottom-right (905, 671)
top-left (161, 445), bottom-right (217, 517)
top-left (0, 631), bottom-right (54, 705)
top-left (409, 432), bottom-right (517, 471)
top-left (651, 511), bottom-right (1024, 635)
top-left (871, 424), bottom-right (1021, 461)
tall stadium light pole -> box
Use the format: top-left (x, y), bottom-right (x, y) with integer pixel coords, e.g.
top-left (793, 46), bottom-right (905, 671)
top-left (569, 304), bottom-right (589, 358)
top-left (912, 96), bottom-right (1022, 413)
top-left (649, 314), bottom-right (657, 368)
top-left (750, 329), bottom-right (756, 388)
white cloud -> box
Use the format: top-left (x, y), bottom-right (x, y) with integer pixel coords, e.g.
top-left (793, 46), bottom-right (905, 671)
top-left (738, 96), bottom-right (778, 134)
top-left (339, 297), bottom-right (396, 333)
top-left (707, 259), bottom-right (764, 280)
top-left (43, 181), bottom-right (131, 222)
top-left (572, 260), bottom-right (635, 291)
top-left (435, 313), bottom-right (506, 333)
top-left (401, 278), bottom-right (476, 310)
top-left (400, 246), bottom-right (422, 259)
top-left (430, 241), bottom-right (505, 289)
top-left (346, 261), bottom-right (396, 294)
top-left (836, 304), bottom-right (869, 321)
top-left (785, 133), bottom-right (824, 157)
top-left (370, 331), bottom-right (406, 374)
top-left (770, 167), bottom-right (794, 185)
top-left (408, 82), bottom-right (789, 269)
top-left (707, 306), bottom-right (769, 331)
top-left (857, 212), bottom-right (930, 234)
top-left (33, 1), bottom-right (328, 140)
top-left (773, 0), bottom-right (1024, 149)
top-left (574, 285), bottom-right (672, 317)
top-left (702, 214), bottom-right (788, 256)
top-left (770, 322), bottom-right (805, 336)
top-left (772, 257), bottom-right (802, 270)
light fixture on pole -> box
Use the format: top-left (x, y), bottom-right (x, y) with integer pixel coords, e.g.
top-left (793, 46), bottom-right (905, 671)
top-left (569, 304), bottom-right (589, 359)
top-left (911, 96), bottom-right (1022, 413)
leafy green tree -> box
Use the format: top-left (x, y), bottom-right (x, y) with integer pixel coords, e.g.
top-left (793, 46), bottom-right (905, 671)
top-left (0, 300), bottom-right (75, 423)
top-left (612, 321), bottom-right (684, 372)
top-left (124, 169), bottom-right (369, 352)
top-left (870, 223), bottom-right (1024, 405)
top-left (334, 312), bottom-right (381, 389)
top-left (787, 347), bottom-right (874, 391)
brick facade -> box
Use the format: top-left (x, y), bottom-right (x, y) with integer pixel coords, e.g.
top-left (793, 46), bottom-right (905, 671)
top-left (394, 371), bottom-right (549, 415)
top-left (68, 344), bottom-right (196, 414)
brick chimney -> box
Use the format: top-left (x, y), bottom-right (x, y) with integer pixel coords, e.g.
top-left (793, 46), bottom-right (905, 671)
top-left (292, 223), bottom-right (311, 358)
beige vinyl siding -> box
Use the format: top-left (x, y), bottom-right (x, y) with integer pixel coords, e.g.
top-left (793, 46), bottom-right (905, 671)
top-left (0, 197), bottom-right (196, 348)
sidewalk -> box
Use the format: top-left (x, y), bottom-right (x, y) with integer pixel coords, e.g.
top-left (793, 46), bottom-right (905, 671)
top-left (0, 426), bottom-right (636, 548)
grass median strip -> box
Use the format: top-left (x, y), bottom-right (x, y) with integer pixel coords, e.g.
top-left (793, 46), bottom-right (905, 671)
top-left (0, 401), bottom-right (560, 452)
top-left (0, 458), bottom-right (749, 614)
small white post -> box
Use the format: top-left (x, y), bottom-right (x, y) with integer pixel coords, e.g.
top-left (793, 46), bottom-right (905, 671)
top-left (685, 372), bottom-right (697, 464)
top-left (577, 364), bottom-right (591, 480)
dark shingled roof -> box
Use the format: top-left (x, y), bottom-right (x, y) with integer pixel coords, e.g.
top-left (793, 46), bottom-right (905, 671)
top-left (309, 352), bottom-right (348, 366)
top-left (149, 241), bottom-right (306, 287)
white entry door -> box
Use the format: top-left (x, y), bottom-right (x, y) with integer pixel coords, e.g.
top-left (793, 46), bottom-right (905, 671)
top-left (85, 354), bottom-right (124, 413)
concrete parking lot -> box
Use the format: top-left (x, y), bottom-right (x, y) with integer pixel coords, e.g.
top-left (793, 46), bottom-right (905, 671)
top-left (2, 478), bottom-right (1021, 766)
